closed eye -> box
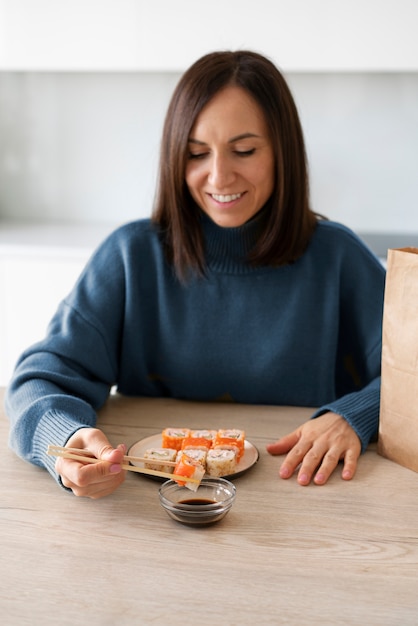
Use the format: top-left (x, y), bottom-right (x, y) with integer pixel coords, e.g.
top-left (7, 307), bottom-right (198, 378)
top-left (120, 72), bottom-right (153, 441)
top-left (188, 152), bottom-right (208, 160)
top-left (188, 148), bottom-right (256, 159)
top-left (235, 149), bottom-right (256, 157)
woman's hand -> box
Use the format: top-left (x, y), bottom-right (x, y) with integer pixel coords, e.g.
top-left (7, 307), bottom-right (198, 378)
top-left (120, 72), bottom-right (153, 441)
top-left (266, 412), bottom-right (361, 486)
top-left (56, 427), bottom-right (127, 498)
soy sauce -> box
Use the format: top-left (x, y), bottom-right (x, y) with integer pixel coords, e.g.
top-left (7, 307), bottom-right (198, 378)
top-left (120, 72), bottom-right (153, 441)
top-left (179, 498), bottom-right (217, 505)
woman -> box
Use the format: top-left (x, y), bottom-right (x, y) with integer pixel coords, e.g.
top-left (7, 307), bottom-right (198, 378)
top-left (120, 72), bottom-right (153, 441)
top-left (5, 50), bottom-right (385, 498)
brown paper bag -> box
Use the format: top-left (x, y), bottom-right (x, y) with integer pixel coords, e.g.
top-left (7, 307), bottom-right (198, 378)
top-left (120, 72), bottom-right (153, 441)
top-left (378, 247), bottom-right (418, 472)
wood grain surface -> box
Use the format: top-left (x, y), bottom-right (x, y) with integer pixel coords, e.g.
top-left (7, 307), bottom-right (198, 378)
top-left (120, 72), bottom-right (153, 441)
top-left (1, 390), bottom-right (418, 625)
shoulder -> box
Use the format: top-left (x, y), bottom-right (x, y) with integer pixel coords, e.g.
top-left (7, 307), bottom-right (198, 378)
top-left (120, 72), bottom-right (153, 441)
top-left (303, 220), bottom-right (386, 293)
top-left (74, 219), bottom-right (164, 288)
top-left (312, 220), bottom-right (384, 270)
top-left (103, 218), bottom-right (158, 247)
top-left (315, 219), bottom-right (366, 247)
top-left (90, 219), bottom-right (162, 261)
top-left (66, 219), bottom-right (164, 308)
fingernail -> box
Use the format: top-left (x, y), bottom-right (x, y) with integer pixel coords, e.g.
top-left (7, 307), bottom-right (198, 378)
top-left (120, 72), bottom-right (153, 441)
top-left (342, 470), bottom-right (351, 480)
top-left (298, 473), bottom-right (309, 484)
top-left (280, 466), bottom-right (290, 478)
top-left (315, 473), bottom-right (325, 484)
top-left (110, 464), bottom-right (121, 474)
top-left (118, 443), bottom-right (127, 454)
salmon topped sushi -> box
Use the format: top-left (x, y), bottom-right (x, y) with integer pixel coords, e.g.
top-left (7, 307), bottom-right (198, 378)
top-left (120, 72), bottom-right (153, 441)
top-left (190, 429), bottom-right (218, 443)
top-left (181, 436), bottom-right (212, 451)
top-left (214, 429), bottom-right (246, 460)
top-left (173, 453), bottom-right (205, 492)
top-left (161, 428), bottom-right (191, 451)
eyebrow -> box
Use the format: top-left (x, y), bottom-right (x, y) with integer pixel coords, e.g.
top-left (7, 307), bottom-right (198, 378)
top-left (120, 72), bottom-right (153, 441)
top-left (188, 132), bottom-right (262, 145)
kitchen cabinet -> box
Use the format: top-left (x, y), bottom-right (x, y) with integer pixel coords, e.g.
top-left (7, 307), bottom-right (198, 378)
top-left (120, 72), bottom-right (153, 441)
top-left (0, 0), bottom-right (417, 72)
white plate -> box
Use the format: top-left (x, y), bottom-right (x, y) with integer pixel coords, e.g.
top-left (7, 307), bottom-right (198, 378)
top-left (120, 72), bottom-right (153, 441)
top-left (128, 434), bottom-right (259, 481)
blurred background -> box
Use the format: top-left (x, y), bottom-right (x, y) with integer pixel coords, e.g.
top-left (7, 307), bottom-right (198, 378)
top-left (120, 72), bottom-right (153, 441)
top-left (1, 0), bottom-right (417, 384)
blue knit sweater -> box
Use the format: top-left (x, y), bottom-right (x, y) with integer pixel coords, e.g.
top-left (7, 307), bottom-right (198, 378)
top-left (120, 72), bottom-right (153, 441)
top-left (5, 213), bottom-right (386, 483)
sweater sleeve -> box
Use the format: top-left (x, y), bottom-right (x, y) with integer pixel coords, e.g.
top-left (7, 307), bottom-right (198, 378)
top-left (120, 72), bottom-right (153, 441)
top-left (4, 230), bottom-right (126, 485)
top-left (4, 303), bottom-right (118, 483)
top-left (310, 224), bottom-right (385, 453)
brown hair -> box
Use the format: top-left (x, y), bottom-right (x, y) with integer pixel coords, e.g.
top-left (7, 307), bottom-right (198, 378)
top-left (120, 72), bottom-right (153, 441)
top-left (152, 50), bottom-right (319, 281)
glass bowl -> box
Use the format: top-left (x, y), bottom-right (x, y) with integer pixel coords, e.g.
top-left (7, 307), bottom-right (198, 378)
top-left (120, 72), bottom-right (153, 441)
top-left (159, 477), bottom-right (236, 526)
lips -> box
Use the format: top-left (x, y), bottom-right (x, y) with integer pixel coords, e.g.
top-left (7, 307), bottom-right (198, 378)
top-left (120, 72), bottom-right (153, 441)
top-left (211, 193), bottom-right (243, 203)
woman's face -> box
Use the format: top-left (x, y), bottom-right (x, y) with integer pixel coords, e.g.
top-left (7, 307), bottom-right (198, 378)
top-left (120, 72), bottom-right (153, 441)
top-left (185, 85), bottom-right (275, 228)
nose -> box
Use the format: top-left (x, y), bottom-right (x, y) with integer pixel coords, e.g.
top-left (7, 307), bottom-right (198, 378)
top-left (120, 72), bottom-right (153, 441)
top-left (207, 153), bottom-right (235, 188)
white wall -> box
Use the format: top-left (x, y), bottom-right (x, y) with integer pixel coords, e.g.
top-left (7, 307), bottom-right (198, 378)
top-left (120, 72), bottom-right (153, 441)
top-left (288, 72), bottom-right (418, 233)
top-left (1, 0), bottom-right (418, 72)
top-left (0, 72), bottom-right (179, 225)
top-left (1, 2), bottom-right (417, 387)
top-left (0, 71), bottom-right (417, 234)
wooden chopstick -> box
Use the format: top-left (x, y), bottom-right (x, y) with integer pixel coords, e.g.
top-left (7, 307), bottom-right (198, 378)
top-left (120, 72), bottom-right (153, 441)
top-left (47, 445), bottom-right (199, 484)
top-left (58, 446), bottom-right (178, 467)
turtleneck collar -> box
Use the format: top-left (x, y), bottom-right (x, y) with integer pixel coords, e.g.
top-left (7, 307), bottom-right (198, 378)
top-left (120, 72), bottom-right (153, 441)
top-left (201, 208), bottom-right (270, 274)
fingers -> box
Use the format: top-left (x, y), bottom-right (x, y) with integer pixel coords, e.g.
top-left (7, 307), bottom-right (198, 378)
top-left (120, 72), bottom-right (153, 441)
top-left (60, 462), bottom-right (126, 499)
top-left (266, 430), bottom-right (299, 456)
top-left (340, 448), bottom-right (359, 481)
top-left (267, 413), bottom-right (361, 486)
top-left (299, 444), bottom-right (346, 486)
top-left (67, 428), bottom-right (126, 464)
top-left (56, 428), bottom-right (127, 499)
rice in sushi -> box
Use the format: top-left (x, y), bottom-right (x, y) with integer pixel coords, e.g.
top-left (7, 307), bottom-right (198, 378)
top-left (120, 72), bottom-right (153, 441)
top-left (176, 448), bottom-right (207, 466)
top-left (206, 448), bottom-right (237, 477)
top-left (143, 448), bottom-right (177, 474)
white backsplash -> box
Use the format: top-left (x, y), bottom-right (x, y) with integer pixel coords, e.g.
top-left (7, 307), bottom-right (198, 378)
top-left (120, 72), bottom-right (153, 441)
top-left (0, 71), bottom-right (417, 233)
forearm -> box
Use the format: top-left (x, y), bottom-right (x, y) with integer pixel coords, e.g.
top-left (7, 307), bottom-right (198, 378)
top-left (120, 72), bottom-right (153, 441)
top-left (5, 349), bottom-right (112, 480)
top-left (6, 382), bottom-right (100, 479)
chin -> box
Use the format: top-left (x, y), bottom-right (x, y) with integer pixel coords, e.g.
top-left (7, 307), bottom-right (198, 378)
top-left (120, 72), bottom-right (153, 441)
top-left (215, 217), bottom-right (248, 228)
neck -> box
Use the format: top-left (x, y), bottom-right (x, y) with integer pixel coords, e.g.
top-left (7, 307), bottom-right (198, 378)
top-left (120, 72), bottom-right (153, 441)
top-left (201, 209), bottom-right (269, 274)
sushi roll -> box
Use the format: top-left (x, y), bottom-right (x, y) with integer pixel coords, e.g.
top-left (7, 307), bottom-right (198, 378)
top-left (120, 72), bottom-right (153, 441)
top-left (206, 448), bottom-right (237, 477)
top-left (181, 436), bottom-right (212, 451)
top-left (161, 428), bottom-right (191, 451)
top-left (143, 448), bottom-right (177, 474)
top-left (214, 429), bottom-right (246, 460)
top-left (176, 448), bottom-right (207, 467)
top-left (190, 429), bottom-right (218, 444)
top-left (173, 453), bottom-right (205, 492)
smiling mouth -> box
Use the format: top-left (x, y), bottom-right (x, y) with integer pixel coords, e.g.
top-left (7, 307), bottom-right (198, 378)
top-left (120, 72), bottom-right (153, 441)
top-left (211, 193), bottom-right (243, 203)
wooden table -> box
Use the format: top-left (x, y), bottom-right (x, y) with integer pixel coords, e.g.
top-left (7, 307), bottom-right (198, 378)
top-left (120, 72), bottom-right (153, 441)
top-left (1, 389), bottom-right (418, 625)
